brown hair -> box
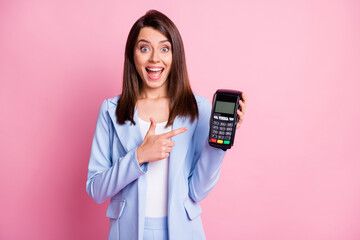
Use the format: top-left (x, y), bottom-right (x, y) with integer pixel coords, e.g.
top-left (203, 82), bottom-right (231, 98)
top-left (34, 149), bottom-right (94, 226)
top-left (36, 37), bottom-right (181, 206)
top-left (116, 9), bottom-right (198, 127)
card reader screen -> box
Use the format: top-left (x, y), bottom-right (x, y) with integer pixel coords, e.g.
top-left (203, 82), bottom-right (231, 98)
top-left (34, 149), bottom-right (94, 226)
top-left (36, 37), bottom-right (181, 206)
top-left (215, 101), bottom-right (235, 115)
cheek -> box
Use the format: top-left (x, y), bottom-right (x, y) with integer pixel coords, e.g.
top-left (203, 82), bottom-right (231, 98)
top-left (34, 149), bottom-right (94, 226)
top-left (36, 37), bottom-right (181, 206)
top-left (134, 56), bottom-right (144, 73)
top-left (164, 55), bottom-right (172, 68)
top-left (134, 62), bottom-right (141, 76)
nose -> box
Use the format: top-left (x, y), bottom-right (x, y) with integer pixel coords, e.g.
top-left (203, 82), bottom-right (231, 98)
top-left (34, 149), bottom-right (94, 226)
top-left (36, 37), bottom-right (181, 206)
top-left (150, 50), bottom-right (160, 63)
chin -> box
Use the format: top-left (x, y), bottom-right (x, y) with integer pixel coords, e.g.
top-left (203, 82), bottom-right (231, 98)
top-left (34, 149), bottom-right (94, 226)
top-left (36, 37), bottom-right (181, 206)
top-left (147, 81), bottom-right (167, 89)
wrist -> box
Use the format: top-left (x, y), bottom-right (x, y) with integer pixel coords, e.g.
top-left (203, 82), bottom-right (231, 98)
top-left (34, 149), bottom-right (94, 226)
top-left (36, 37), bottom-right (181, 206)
top-left (136, 147), bottom-right (144, 166)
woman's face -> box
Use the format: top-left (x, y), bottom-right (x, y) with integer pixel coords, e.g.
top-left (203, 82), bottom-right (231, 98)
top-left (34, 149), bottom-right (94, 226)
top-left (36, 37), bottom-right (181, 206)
top-left (134, 27), bottom-right (172, 94)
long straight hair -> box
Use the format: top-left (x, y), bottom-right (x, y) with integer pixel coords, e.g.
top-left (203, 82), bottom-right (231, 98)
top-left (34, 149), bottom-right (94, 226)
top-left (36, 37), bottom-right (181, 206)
top-left (116, 10), bottom-right (198, 127)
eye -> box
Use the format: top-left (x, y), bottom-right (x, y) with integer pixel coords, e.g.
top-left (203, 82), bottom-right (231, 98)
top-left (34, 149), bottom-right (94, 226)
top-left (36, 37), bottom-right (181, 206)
top-left (161, 46), bottom-right (170, 52)
top-left (140, 46), bottom-right (150, 52)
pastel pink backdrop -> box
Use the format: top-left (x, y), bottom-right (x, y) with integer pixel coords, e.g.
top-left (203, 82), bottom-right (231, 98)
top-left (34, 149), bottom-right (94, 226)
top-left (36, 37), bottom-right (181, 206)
top-left (1, 0), bottom-right (359, 239)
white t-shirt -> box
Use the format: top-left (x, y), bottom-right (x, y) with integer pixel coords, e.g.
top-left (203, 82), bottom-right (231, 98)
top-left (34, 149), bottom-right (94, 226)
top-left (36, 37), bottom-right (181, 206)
top-left (138, 118), bottom-right (172, 217)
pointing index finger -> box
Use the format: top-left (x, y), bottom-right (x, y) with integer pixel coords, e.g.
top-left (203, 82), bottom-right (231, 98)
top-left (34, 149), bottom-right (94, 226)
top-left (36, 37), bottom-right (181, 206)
top-left (161, 127), bottom-right (187, 139)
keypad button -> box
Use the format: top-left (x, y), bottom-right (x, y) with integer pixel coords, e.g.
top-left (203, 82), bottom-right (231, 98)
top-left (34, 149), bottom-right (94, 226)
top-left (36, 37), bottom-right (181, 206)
top-left (225, 132), bottom-right (232, 136)
top-left (212, 125), bottom-right (219, 130)
top-left (225, 136), bottom-right (231, 140)
top-left (227, 123), bottom-right (233, 127)
top-left (210, 138), bottom-right (216, 143)
top-left (218, 135), bottom-right (224, 140)
top-left (219, 131), bottom-right (225, 135)
top-left (219, 127), bottom-right (225, 131)
top-left (220, 122), bottom-right (227, 126)
top-left (229, 117), bottom-right (234, 121)
top-left (213, 115), bottom-right (219, 120)
top-left (219, 116), bottom-right (228, 121)
top-left (213, 121), bottom-right (220, 126)
top-left (211, 134), bottom-right (217, 138)
top-left (226, 127), bottom-right (233, 131)
top-left (217, 140), bottom-right (223, 144)
top-left (224, 140), bottom-right (230, 144)
top-left (211, 130), bottom-right (218, 134)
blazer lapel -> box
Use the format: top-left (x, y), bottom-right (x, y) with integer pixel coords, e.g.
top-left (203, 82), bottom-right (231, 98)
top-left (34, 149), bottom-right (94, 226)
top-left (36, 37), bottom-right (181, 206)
top-left (168, 116), bottom-right (193, 202)
top-left (107, 98), bottom-right (143, 153)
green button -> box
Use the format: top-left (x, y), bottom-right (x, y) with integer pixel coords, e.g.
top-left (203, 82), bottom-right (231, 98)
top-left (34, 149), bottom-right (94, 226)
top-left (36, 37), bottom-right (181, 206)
top-left (224, 140), bottom-right (230, 144)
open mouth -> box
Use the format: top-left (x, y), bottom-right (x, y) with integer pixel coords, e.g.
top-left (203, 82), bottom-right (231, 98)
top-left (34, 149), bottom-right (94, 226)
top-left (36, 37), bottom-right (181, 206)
top-left (146, 67), bottom-right (164, 80)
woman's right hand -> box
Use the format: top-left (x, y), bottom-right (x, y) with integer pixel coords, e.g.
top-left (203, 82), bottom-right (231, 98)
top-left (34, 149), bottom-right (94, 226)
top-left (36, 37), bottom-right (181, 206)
top-left (136, 118), bottom-right (187, 165)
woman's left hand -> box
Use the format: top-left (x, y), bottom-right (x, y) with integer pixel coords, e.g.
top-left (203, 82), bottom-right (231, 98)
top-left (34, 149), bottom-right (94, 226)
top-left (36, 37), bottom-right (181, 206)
top-left (236, 93), bottom-right (247, 129)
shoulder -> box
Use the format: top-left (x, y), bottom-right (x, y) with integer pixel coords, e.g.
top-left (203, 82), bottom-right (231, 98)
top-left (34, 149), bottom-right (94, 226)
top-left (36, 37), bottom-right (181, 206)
top-left (194, 93), bottom-right (211, 111)
top-left (96, 95), bottom-right (120, 116)
top-left (100, 95), bottom-right (120, 108)
top-left (107, 95), bottom-right (120, 106)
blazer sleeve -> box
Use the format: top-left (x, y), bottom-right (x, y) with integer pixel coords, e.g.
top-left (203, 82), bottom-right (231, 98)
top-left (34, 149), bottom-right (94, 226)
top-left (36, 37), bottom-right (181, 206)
top-left (188, 97), bottom-right (227, 202)
top-left (86, 100), bottom-right (146, 204)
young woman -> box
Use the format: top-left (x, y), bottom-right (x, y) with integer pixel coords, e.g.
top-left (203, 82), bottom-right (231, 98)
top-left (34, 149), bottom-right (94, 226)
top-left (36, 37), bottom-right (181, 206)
top-left (86, 10), bottom-right (247, 240)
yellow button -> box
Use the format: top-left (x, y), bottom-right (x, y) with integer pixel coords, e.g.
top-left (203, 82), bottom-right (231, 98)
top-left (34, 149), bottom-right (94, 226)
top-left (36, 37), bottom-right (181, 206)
top-left (217, 140), bottom-right (223, 144)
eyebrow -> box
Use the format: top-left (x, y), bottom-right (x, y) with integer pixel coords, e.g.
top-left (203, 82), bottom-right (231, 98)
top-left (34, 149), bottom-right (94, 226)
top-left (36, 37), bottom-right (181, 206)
top-left (138, 39), bottom-right (170, 44)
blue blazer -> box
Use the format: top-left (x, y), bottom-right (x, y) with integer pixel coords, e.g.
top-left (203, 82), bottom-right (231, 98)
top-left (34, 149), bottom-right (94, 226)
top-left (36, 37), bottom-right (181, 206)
top-left (86, 94), bottom-right (226, 240)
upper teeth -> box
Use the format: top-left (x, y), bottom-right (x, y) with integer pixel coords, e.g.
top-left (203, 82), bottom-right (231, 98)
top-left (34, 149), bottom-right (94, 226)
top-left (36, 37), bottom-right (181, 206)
top-left (147, 68), bottom-right (163, 71)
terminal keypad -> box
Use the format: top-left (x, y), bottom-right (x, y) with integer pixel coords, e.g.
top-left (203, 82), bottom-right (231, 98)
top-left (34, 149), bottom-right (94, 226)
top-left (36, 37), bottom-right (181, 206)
top-left (210, 114), bottom-right (235, 145)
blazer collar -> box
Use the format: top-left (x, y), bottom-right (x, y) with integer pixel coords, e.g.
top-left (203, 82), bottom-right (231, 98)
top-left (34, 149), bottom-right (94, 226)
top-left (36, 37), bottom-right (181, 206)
top-left (107, 98), bottom-right (192, 153)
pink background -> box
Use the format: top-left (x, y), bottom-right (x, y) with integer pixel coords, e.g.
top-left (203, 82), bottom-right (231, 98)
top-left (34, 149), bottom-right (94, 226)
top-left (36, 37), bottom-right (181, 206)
top-left (1, 0), bottom-right (360, 239)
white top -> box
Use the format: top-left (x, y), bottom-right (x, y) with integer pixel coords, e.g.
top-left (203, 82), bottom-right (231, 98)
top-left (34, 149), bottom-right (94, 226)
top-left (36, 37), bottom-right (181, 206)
top-left (138, 118), bottom-right (172, 217)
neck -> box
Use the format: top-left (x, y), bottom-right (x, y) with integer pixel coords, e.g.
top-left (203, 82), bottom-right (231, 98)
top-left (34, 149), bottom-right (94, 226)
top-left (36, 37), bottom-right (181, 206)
top-left (140, 86), bottom-right (168, 99)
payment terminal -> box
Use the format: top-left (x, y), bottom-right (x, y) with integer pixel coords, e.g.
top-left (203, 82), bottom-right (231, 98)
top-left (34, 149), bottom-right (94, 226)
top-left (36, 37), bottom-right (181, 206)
top-left (208, 89), bottom-right (243, 150)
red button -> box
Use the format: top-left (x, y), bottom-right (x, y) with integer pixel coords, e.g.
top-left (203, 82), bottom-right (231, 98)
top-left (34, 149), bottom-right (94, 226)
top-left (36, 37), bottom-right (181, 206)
top-left (210, 138), bottom-right (216, 143)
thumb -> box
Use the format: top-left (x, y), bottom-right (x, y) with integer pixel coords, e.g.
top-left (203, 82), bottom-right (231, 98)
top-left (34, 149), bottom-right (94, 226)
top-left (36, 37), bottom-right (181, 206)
top-left (145, 117), bottom-right (156, 137)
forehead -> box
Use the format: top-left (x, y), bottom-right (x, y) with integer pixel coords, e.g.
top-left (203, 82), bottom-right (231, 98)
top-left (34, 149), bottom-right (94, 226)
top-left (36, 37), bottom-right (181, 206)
top-left (137, 27), bottom-right (169, 43)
